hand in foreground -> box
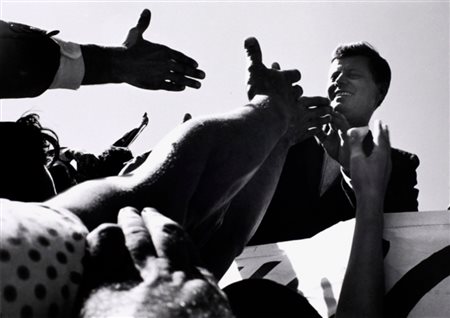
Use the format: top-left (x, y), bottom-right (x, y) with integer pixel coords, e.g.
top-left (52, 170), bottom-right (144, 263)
top-left (119, 9), bottom-right (205, 91)
top-left (284, 95), bottom-right (332, 146)
top-left (81, 207), bottom-right (234, 318)
top-left (316, 110), bottom-right (352, 170)
top-left (348, 120), bottom-right (392, 199)
top-left (244, 37), bottom-right (302, 104)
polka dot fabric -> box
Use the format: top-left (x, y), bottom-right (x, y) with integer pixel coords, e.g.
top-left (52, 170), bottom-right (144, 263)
top-left (1, 199), bottom-right (88, 318)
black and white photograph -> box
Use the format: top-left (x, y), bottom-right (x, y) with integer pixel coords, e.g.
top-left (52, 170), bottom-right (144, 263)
top-left (1, 1), bottom-right (449, 317)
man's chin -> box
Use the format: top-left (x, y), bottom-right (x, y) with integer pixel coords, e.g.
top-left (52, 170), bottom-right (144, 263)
top-left (331, 102), bottom-right (344, 112)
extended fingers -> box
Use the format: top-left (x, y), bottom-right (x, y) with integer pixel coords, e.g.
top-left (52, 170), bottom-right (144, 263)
top-left (168, 48), bottom-right (201, 69)
top-left (299, 96), bottom-right (330, 108)
top-left (166, 72), bottom-right (202, 89)
top-left (140, 208), bottom-right (201, 272)
top-left (373, 120), bottom-right (391, 153)
top-left (169, 61), bottom-right (205, 80)
top-left (118, 207), bottom-right (157, 270)
top-left (271, 61), bottom-right (301, 84)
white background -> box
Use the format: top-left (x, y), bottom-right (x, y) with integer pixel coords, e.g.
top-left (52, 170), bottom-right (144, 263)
top-left (1, 1), bottom-right (449, 211)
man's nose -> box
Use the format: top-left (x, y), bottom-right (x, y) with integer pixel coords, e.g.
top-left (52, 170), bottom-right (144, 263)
top-left (334, 73), bottom-right (348, 86)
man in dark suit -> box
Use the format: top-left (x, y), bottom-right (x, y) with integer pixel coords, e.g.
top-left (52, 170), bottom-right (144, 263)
top-left (249, 42), bottom-right (419, 245)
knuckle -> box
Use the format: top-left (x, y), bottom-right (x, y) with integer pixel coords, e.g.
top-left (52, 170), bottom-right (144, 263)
top-left (162, 223), bottom-right (187, 241)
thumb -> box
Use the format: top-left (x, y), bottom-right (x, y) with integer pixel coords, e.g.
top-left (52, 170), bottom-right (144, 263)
top-left (123, 9), bottom-right (151, 47)
top-left (347, 127), bottom-right (366, 158)
top-left (244, 37), bottom-right (263, 66)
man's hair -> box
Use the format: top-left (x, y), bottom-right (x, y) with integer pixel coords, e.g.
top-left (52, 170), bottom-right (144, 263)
top-left (332, 41), bottom-right (391, 106)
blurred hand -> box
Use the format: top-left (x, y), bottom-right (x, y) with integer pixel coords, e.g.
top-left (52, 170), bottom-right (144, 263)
top-left (316, 111), bottom-right (351, 170)
top-left (82, 207), bottom-right (234, 318)
top-left (348, 120), bottom-right (392, 199)
top-left (118, 9), bottom-right (206, 91)
top-left (69, 150), bottom-right (101, 182)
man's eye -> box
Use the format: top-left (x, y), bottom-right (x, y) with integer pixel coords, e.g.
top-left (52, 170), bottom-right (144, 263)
top-left (348, 73), bottom-right (360, 79)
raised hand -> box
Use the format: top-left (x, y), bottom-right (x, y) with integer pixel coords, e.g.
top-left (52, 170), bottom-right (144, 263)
top-left (119, 9), bottom-right (206, 91)
top-left (316, 110), bottom-right (352, 170)
top-left (269, 62), bottom-right (332, 146)
top-left (348, 120), bottom-right (392, 199)
top-left (82, 207), bottom-right (233, 318)
top-left (244, 37), bottom-right (302, 104)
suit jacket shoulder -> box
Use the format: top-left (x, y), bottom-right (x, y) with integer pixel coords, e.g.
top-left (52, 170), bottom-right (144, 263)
top-left (386, 147), bottom-right (420, 212)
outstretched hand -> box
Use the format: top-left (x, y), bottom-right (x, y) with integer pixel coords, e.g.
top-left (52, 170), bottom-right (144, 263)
top-left (348, 120), bottom-right (392, 199)
top-left (119, 9), bottom-right (206, 91)
top-left (244, 37), bottom-right (302, 104)
top-left (82, 207), bottom-right (233, 318)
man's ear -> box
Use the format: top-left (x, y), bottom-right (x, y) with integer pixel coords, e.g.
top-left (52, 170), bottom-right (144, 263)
top-left (375, 85), bottom-right (387, 108)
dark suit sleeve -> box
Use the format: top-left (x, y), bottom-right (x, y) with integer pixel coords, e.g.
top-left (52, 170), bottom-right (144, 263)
top-left (0, 21), bottom-right (60, 99)
top-left (384, 150), bottom-right (420, 212)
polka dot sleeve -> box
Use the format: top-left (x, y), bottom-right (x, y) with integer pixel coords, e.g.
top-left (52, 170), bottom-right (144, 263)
top-left (1, 199), bottom-right (88, 318)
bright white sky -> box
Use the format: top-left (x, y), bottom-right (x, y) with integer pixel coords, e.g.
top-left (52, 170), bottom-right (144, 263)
top-left (1, 1), bottom-right (448, 211)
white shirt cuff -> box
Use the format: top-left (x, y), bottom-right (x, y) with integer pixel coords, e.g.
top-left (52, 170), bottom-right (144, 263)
top-left (49, 38), bottom-right (85, 90)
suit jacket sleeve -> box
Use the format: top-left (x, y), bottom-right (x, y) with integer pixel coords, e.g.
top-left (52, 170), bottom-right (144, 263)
top-left (0, 20), bottom-right (60, 99)
top-left (341, 148), bottom-right (420, 213)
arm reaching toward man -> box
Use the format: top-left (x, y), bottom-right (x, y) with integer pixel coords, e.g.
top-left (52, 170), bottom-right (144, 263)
top-left (81, 9), bottom-right (205, 91)
top-left (336, 121), bottom-right (391, 318)
top-left (46, 37), bottom-right (305, 279)
top-left (0, 9), bottom-right (205, 99)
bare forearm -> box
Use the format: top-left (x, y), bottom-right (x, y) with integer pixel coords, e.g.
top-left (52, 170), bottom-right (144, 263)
top-left (200, 137), bottom-right (292, 279)
top-left (336, 195), bottom-right (384, 318)
top-left (47, 98), bottom-right (290, 234)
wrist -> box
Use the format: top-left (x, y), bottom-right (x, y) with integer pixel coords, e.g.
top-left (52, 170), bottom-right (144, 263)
top-left (249, 96), bottom-right (290, 133)
top-left (355, 191), bottom-right (385, 210)
top-left (81, 45), bottom-right (124, 85)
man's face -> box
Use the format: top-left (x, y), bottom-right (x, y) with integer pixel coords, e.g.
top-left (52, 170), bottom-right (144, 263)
top-left (327, 56), bottom-right (382, 127)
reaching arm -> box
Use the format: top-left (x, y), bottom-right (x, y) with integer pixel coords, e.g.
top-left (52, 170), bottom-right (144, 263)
top-left (336, 121), bottom-right (391, 318)
top-left (0, 9), bottom-right (205, 99)
top-left (200, 95), bottom-right (331, 279)
top-left (81, 9), bottom-right (205, 91)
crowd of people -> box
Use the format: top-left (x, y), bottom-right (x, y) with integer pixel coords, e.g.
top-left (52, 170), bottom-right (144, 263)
top-left (1, 8), bottom-right (420, 318)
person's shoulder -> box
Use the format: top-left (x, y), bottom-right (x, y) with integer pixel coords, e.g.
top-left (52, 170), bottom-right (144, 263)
top-left (391, 147), bottom-right (420, 169)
